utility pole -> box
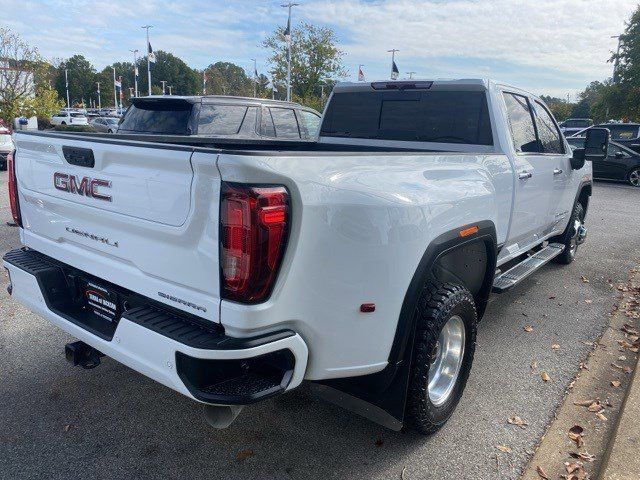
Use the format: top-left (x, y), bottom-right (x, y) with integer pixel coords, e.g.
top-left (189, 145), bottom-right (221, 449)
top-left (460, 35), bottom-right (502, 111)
top-left (281, 2), bottom-right (299, 101)
top-left (167, 85), bottom-right (173, 95)
top-left (130, 49), bottom-right (139, 97)
top-left (64, 68), bottom-right (70, 109)
top-left (96, 82), bottom-right (101, 110)
top-left (161, 80), bottom-right (166, 95)
top-left (387, 49), bottom-right (399, 79)
top-left (112, 67), bottom-right (117, 108)
top-left (251, 58), bottom-right (257, 97)
top-left (142, 25), bottom-right (154, 95)
top-left (407, 71), bottom-right (416, 79)
top-left (611, 35), bottom-right (622, 83)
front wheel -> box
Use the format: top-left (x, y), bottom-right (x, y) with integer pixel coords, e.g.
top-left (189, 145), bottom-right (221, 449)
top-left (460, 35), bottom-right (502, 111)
top-left (555, 202), bottom-right (585, 265)
top-left (629, 168), bottom-right (640, 187)
top-left (406, 282), bottom-right (477, 435)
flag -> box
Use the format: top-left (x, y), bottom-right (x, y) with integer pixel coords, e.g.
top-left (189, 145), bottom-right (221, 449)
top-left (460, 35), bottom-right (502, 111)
top-left (358, 66), bottom-right (365, 82)
top-left (391, 60), bottom-right (399, 80)
top-left (254, 66), bottom-right (258, 79)
top-left (114, 77), bottom-right (122, 89)
top-left (284, 14), bottom-right (291, 41)
top-left (148, 42), bottom-right (156, 64)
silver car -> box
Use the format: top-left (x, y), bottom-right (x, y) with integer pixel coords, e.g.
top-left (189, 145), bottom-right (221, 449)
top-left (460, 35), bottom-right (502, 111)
top-left (90, 117), bottom-right (120, 133)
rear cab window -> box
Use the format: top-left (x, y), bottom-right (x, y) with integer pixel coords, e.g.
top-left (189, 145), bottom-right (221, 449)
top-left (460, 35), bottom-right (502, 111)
top-left (270, 108), bottom-right (301, 139)
top-left (198, 104), bottom-right (250, 135)
top-left (118, 100), bottom-right (195, 135)
top-left (320, 88), bottom-right (493, 145)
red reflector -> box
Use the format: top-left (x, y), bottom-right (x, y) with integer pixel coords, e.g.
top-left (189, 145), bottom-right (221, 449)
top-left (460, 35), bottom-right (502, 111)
top-left (7, 150), bottom-right (22, 227)
top-left (220, 183), bottom-right (289, 303)
top-left (360, 303), bottom-right (376, 313)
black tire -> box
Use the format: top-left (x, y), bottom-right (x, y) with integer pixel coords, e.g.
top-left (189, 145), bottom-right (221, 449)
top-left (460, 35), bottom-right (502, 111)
top-left (554, 202), bottom-right (585, 265)
top-left (628, 168), bottom-right (640, 187)
top-left (406, 282), bottom-right (477, 435)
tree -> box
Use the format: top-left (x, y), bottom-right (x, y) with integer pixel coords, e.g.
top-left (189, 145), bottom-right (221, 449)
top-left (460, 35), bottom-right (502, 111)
top-left (137, 51), bottom-right (200, 96)
top-left (610, 5), bottom-right (640, 120)
top-left (539, 95), bottom-right (574, 121)
top-left (54, 55), bottom-right (97, 107)
top-left (263, 22), bottom-right (347, 106)
top-left (204, 61), bottom-right (253, 96)
top-left (96, 62), bottom-right (135, 108)
top-left (0, 27), bottom-right (63, 125)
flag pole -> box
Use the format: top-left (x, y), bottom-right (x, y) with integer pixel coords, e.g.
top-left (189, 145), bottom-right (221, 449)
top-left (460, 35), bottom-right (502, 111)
top-left (142, 25), bottom-right (154, 95)
top-left (387, 49), bottom-right (399, 80)
top-left (281, 2), bottom-right (299, 102)
top-left (64, 68), bottom-right (70, 109)
top-left (251, 58), bottom-right (257, 97)
top-left (96, 82), bottom-right (101, 110)
top-left (112, 67), bottom-right (117, 108)
top-left (130, 49), bottom-right (139, 97)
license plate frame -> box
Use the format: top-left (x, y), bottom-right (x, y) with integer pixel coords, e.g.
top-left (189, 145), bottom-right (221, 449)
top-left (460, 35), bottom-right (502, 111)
top-left (80, 279), bottom-right (120, 323)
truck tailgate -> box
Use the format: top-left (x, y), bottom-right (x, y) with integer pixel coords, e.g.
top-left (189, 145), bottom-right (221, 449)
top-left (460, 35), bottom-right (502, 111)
top-left (13, 133), bottom-right (221, 322)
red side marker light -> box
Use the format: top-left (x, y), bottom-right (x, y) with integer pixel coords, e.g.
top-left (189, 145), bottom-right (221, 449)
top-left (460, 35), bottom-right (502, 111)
top-left (459, 225), bottom-right (479, 238)
top-left (360, 303), bottom-right (376, 313)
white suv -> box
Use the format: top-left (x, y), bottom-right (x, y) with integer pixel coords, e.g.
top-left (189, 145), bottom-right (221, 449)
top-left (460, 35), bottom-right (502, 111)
top-left (50, 112), bottom-right (89, 126)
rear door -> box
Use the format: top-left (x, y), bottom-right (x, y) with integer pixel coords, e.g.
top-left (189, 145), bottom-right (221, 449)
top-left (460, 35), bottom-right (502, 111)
top-left (13, 133), bottom-right (222, 322)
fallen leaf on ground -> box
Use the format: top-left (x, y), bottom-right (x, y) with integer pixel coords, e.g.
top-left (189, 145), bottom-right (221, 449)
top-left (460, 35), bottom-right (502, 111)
top-left (587, 401), bottom-right (603, 413)
top-left (581, 276), bottom-right (589, 283)
top-left (536, 465), bottom-right (550, 479)
top-left (552, 344), bottom-right (560, 350)
top-left (236, 449), bottom-right (254, 462)
top-left (530, 360), bottom-right (538, 373)
top-left (611, 380), bottom-right (621, 388)
top-left (596, 412), bottom-right (608, 421)
top-left (507, 416), bottom-right (527, 428)
top-left (63, 424), bottom-right (73, 432)
top-left (564, 460), bottom-right (587, 478)
top-left (574, 399), bottom-right (597, 407)
top-left (584, 299), bottom-right (592, 304)
top-left (579, 362), bottom-right (589, 371)
top-left (495, 444), bottom-right (511, 453)
top-left (622, 324), bottom-right (639, 336)
top-left (401, 466), bottom-right (407, 480)
top-left (524, 325), bottom-right (534, 332)
top-left (569, 451), bottom-right (595, 462)
top-left (549, 295), bottom-right (556, 300)
top-left (540, 371), bottom-right (551, 382)
top-left (568, 425), bottom-right (585, 448)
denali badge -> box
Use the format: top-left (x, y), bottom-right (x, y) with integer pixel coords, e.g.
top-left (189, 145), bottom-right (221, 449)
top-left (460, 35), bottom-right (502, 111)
top-left (65, 227), bottom-right (119, 247)
top-left (54, 172), bottom-right (112, 202)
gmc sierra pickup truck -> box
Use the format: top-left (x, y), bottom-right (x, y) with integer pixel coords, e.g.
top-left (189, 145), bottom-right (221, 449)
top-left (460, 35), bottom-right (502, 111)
top-left (3, 80), bottom-right (609, 433)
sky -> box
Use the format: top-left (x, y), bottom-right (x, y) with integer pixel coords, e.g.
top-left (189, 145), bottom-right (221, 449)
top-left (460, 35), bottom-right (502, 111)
top-left (3, 0), bottom-right (639, 99)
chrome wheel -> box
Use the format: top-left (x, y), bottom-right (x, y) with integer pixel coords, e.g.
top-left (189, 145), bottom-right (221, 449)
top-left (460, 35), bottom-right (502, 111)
top-left (428, 315), bottom-right (466, 406)
top-left (630, 169), bottom-right (640, 187)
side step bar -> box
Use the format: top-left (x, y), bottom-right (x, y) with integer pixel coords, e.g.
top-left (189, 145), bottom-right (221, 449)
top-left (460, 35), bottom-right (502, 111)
top-left (492, 243), bottom-right (565, 293)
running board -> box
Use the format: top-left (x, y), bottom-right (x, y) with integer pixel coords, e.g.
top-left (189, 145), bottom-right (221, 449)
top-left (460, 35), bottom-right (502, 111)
top-left (492, 243), bottom-right (565, 293)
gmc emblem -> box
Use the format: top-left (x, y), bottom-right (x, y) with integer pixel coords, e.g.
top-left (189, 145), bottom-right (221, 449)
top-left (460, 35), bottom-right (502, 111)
top-left (53, 172), bottom-right (112, 202)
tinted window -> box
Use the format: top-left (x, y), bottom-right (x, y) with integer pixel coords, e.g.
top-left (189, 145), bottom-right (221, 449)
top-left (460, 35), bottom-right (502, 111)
top-left (198, 104), bottom-right (248, 135)
top-left (298, 110), bottom-right (321, 138)
top-left (270, 108), bottom-right (300, 139)
top-left (503, 93), bottom-right (539, 153)
top-left (260, 108), bottom-right (276, 137)
top-left (320, 90), bottom-right (493, 145)
top-left (563, 119), bottom-right (591, 128)
top-left (606, 125), bottom-right (640, 140)
top-left (238, 107), bottom-right (258, 136)
top-left (533, 101), bottom-right (564, 154)
top-left (118, 101), bottom-right (193, 134)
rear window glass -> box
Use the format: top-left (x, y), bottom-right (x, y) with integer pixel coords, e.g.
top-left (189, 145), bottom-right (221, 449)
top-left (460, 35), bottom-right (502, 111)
top-left (320, 90), bottom-right (493, 145)
top-left (119, 101), bottom-right (193, 135)
top-left (198, 105), bottom-right (248, 135)
top-left (607, 125), bottom-right (640, 140)
top-left (270, 108), bottom-right (301, 139)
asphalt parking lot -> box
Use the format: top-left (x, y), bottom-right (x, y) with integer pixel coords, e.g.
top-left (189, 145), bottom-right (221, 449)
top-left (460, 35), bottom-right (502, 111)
top-left (0, 172), bottom-right (639, 480)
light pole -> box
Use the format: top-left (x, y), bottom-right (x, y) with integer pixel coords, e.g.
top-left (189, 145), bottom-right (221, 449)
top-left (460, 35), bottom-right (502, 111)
top-left (167, 85), bottom-right (173, 95)
top-left (161, 80), bottom-right (166, 95)
top-left (130, 48), bottom-right (139, 97)
top-left (251, 58), bottom-right (257, 97)
top-left (96, 82), bottom-right (101, 110)
top-left (142, 25), bottom-right (154, 95)
top-left (64, 68), bottom-right (70, 109)
top-left (388, 49), bottom-right (399, 79)
top-left (112, 67), bottom-right (117, 108)
top-left (281, 2), bottom-right (299, 101)
top-left (611, 35), bottom-right (622, 83)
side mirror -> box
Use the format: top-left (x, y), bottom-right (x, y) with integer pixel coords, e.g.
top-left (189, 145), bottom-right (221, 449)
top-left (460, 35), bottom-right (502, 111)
top-left (584, 127), bottom-right (609, 162)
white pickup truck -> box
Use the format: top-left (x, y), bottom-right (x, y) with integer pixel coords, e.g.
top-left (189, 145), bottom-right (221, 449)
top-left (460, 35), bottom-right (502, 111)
top-left (3, 79), bottom-right (609, 433)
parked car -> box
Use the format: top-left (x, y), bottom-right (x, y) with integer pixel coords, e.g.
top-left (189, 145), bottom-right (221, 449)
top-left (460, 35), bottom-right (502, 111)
top-left (50, 112), bottom-right (89, 126)
top-left (117, 95), bottom-right (322, 140)
top-left (4, 79), bottom-right (609, 434)
top-left (568, 137), bottom-right (640, 186)
top-left (559, 118), bottom-right (593, 137)
top-left (572, 122), bottom-right (640, 153)
top-left (90, 117), bottom-right (120, 133)
top-left (0, 126), bottom-right (13, 170)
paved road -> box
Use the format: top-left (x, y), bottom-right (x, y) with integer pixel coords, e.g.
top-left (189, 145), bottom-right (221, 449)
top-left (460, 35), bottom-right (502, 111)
top-left (1, 171), bottom-right (639, 480)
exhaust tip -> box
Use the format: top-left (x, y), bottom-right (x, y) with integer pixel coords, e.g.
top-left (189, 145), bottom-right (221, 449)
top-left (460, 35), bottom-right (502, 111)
top-left (203, 405), bottom-right (243, 429)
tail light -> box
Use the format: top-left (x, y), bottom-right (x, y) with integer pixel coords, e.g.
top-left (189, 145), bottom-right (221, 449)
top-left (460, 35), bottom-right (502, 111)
top-left (7, 150), bottom-right (22, 227)
top-left (220, 182), bottom-right (289, 303)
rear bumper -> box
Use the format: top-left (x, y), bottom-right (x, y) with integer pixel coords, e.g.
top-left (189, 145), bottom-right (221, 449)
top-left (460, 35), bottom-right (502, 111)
top-left (3, 248), bottom-right (308, 405)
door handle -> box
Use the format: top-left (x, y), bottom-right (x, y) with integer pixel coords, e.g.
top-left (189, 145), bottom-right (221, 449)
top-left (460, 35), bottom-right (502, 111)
top-left (553, 168), bottom-right (563, 175)
top-left (518, 171), bottom-right (532, 180)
